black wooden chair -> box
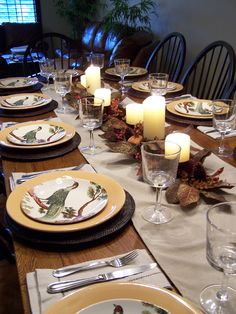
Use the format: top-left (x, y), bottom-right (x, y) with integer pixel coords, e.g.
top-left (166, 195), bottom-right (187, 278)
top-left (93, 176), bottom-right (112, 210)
top-left (145, 32), bottom-right (186, 82)
top-left (222, 81), bottom-right (236, 100)
top-left (23, 32), bottom-right (77, 77)
top-left (180, 41), bottom-right (236, 99)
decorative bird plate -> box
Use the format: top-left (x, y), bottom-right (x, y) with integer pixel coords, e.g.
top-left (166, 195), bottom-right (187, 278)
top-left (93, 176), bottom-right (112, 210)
top-left (174, 99), bottom-right (213, 117)
top-left (6, 123), bottom-right (66, 146)
top-left (0, 77), bottom-right (38, 89)
top-left (131, 80), bottom-right (183, 93)
top-left (105, 67), bottom-right (147, 77)
top-left (0, 93), bottom-right (52, 110)
top-left (20, 176), bottom-right (108, 224)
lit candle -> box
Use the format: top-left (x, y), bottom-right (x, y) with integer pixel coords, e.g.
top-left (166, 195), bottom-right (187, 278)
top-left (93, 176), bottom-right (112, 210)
top-left (80, 74), bottom-right (86, 88)
top-left (143, 95), bottom-right (165, 140)
top-left (85, 65), bottom-right (101, 95)
top-left (126, 103), bottom-right (143, 125)
top-left (165, 133), bottom-right (190, 162)
top-left (94, 88), bottom-right (111, 107)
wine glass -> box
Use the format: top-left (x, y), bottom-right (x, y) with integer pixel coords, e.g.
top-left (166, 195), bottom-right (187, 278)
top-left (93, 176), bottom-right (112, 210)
top-left (54, 70), bottom-right (74, 114)
top-left (148, 73), bottom-right (169, 96)
top-left (212, 99), bottom-right (236, 157)
top-left (200, 201), bottom-right (236, 314)
top-left (141, 140), bottom-right (181, 224)
top-left (114, 58), bottom-right (130, 94)
top-left (39, 58), bottom-right (54, 91)
top-left (79, 96), bottom-right (104, 155)
top-left (90, 53), bottom-right (105, 70)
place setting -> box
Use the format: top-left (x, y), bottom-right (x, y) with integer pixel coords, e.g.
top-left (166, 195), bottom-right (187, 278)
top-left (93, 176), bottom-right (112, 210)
top-left (0, 92), bottom-right (58, 117)
top-left (5, 168), bottom-right (135, 249)
top-left (0, 76), bottom-right (43, 96)
top-left (0, 120), bottom-right (81, 160)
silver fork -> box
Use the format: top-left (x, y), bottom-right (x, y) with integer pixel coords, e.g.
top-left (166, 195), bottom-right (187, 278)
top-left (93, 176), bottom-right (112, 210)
top-left (52, 250), bottom-right (138, 278)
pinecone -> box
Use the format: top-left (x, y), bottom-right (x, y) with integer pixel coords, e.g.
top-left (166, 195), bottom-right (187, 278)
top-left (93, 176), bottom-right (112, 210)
top-left (192, 162), bottom-right (207, 181)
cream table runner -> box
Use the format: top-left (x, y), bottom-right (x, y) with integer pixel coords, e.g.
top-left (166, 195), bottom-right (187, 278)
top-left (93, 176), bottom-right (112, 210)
top-left (44, 90), bottom-right (236, 307)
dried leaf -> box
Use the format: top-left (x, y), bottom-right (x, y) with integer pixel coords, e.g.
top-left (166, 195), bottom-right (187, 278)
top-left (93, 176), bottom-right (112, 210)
top-left (177, 183), bottom-right (200, 208)
top-left (192, 148), bottom-right (211, 163)
top-left (204, 180), bottom-right (234, 190)
top-left (209, 167), bottom-right (224, 177)
top-left (193, 162), bottom-right (207, 181)
top-left (166, 179), bottom-right (181, 204)
top-left (99, 131), bottom-right (118, 142)
top-left (101, 117), bottom-right (127, 132)
top-left (200, 190), bottom-right (226, 202)
top-left (106, 141), bottom-right (138, 155)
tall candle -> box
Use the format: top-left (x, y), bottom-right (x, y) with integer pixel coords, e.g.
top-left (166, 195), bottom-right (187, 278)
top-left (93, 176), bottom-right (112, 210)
top-left (165, 133), bottom-right (190, 162)
top-left (143, 96), bottom-right (165, 139)
top-left (85, 65), bottom-right (101, 95)
top-left (80, 74), bottom-right (87, 88)
top-left (126, 103), bottom-right (143, 125)
top-left (94, 88), bottom-right (111, 107)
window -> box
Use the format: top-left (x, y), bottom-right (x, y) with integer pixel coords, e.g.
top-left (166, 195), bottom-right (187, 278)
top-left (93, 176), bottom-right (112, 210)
top-left (0, 0), bottom-right (40, 24)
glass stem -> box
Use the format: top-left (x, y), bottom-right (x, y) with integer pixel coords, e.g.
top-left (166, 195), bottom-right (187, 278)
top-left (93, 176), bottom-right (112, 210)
top-left (154, 187), bottom-right (162, 212)
top-left (219, 132), bottom-right (226, 153)
top-left (216, 272), bottom-right (230, 302)
top-left (120, 75), bottom-right (125, 92)
top-left (89, 129), bottom-right (95, 151)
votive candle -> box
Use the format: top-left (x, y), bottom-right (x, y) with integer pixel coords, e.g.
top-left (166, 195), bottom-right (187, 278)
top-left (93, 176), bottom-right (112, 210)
top-left (126, 103), bottom-right (143, 125)
top-left (165, 133), bottom-right (190, 162)
top-left (80, 74), bottom-right (87, 88)
top-left (94, 88), bottom-right (111, 107)
top-left (85, 65), bottom-right (101, 95)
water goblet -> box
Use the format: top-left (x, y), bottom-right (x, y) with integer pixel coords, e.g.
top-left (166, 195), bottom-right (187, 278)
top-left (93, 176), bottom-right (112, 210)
top-left (212, 99), bottom-right (236, 157)
top-left (79, 96), bottom-right (104, 155)
top-left (200, 201), bottom-right (236, 314)
top-left (90, 53), bottom-right (105, 70)
top-left (148, 73), bottom-right (169, 96)
top-left (39, 58), bottom-right (54, 90)
top-left (141, 140), bottom-right (181, 224)
top-left (114, 58), bottom-right (130, 94)
top-left (54, 70), bottom-right (74, 114)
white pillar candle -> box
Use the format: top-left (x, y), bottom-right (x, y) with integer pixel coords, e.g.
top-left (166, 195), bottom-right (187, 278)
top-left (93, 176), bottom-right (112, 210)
top-left (94, 88), bottom-right (111, 107)
top-left (143, 95), bottom-right (165, 140)
top-left (126, 103), bottom-right (143, 125)
top-left (80, 74), bottom-right (87, 88)
top-left (85, 65), bottom-right (101, 95)
top-left (165, 133), bottom-right (190, 162)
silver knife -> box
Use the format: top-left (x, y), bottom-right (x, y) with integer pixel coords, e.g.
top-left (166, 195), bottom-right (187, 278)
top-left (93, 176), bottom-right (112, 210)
top-left (47, 263), bottom-right (157, 294)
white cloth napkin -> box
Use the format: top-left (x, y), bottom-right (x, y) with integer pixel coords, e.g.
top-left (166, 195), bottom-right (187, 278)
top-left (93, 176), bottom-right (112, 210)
top-left (26, 249), bottom-right (171, 314)
top-left (197, 125), bottom-right (236, 139)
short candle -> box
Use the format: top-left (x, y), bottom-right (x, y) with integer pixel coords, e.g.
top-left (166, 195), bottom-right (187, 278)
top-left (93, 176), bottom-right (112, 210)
top-left (94, 88), bottom-right (111, 107)
top-left (80, 75), bottom-right (87, 88)
top-left (143, 95), bottom-right (165, 140)
top-left (126, 103), bottom-right (143, 125)
top-left (165, 133), bottom-right (190, 162)
top-left (85, 65), bottom-right (101, 95)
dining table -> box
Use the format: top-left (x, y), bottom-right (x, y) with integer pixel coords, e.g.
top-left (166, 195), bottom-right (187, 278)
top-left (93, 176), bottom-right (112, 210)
top-left (0, 74), bottom-right (236, 314)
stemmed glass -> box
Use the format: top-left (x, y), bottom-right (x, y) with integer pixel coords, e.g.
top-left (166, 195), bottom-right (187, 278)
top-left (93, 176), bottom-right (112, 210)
top-left (148, 73), bottom-right (169, 96)
top-left (141, 140), bottom-right (181, 224)
top-left (54, 70), bottom-right (74, 114)
top-left (200, 201), bottom-right (236, 314)
top-left (114, 58), bottom-right (130, 94)
top-left (79, 96), bottom-right (104, 155)
top-left (39, 58), bottom-right (54, 91)
top-left (90, 53), bottom-right (105, 70)
top-left (212, 99), bottom-right (236, 157)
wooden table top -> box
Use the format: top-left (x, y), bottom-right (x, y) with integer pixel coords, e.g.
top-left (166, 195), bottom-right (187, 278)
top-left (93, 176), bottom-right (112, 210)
top-left (1, 95), bottom-right (236, 314)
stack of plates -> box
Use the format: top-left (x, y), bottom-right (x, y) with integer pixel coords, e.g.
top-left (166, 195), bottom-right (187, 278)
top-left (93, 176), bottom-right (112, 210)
top-left (5, 171), bottom-right (134, 249)
top-left (0, 121), bottom-right (81, 160)
top-left (0, 77), bottom-right (42, 95)
top-left (44, 282), bottom-right (202, 314)
top-left (166, 98), bottom-right (213, 126)
top-left (131, 80), bottom-right (183, 94)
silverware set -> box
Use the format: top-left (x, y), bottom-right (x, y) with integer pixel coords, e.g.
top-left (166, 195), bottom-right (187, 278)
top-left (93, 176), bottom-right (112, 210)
top-left (47, 250), bottom-right (156, 294)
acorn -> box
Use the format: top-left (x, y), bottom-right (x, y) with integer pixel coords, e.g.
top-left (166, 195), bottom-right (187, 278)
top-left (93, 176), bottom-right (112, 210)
top-left (127, 134), bottom-right (143, 145)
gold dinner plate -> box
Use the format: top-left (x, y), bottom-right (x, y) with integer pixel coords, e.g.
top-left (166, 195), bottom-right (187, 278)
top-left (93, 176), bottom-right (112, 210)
top-left (105, 67), bottom-right (148, 77)
top-left (0, 120), bottom-right (76, 149)
top-left (6, 171), bottom-right (126, 232)
top-left (0, 93), bottom-right (52, 110)
top-left (132, 80), bottom-right (183, 93)
top-left (44, 282), bottom-right (202, 314)
top-left (167, 98), bottom-right (213, 119)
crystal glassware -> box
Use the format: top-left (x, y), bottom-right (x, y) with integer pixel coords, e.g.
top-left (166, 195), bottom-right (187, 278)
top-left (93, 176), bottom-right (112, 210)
top-left (114, 58), bottom-right (130, 94)
top-left (79, 96), bottom-right (104, 155)
top-left (212, 99), bottom-right (236, 157)
top-left (141, 140), bottom-right (181, 224)
top-left (200, 201), bottom-right (236, 314)
top-left (39, 58), bottom-right (54, 91)
top-left (90, 53), bottom-right (105, 69)
top-left (148, 73), bottom-right (169, 96)
top-left (54, 70), bottom-right (74, 114)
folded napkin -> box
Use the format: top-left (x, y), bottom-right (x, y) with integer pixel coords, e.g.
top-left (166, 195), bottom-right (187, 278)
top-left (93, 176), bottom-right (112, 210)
top-left (26, 249), bottom-right (171, 314)
top-left (197, 126), bottom-right (236, 139)
top-left (10, 164), bottom-right (95, 190)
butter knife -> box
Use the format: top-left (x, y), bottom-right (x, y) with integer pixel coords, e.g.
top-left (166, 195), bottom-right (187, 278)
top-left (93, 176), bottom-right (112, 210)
top-left (47, 263), bottom-right (157, 294)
